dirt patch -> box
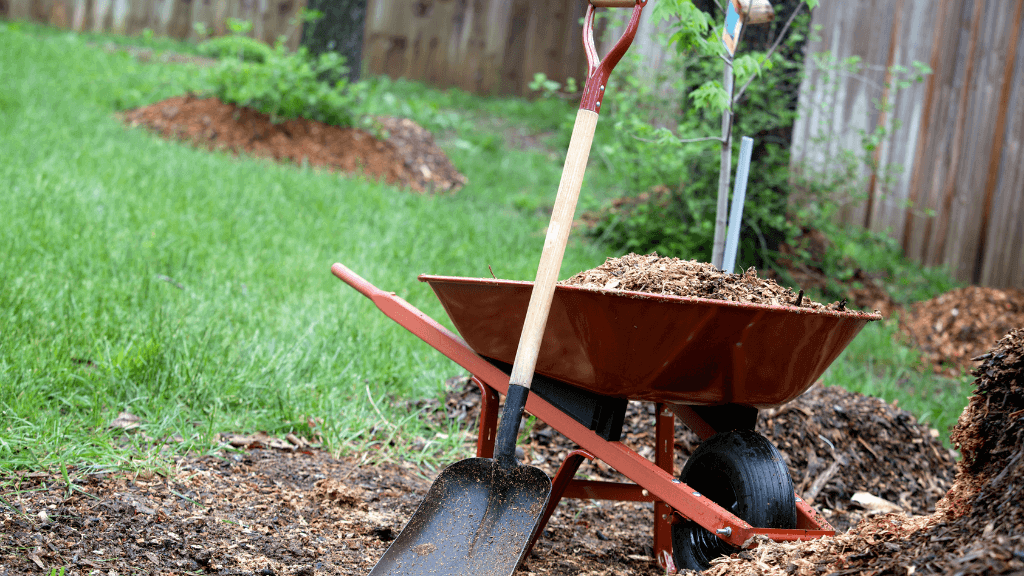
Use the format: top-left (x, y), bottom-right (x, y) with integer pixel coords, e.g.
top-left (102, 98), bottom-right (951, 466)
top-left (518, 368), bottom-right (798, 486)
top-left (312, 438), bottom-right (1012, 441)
top-left (121, 95), bottom-right (466, 194)
top-left (560, 252), bottom-right (864, 312)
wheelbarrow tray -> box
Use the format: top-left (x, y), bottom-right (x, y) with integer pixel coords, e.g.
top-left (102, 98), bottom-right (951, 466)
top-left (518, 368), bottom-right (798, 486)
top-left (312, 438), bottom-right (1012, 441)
top-left (420, 275), bottom-right (880, 408)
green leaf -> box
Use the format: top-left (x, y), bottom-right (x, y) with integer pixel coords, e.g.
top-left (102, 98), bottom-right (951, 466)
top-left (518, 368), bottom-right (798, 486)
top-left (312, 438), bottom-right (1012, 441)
top-left (689, 80), bottom-right (729, 114)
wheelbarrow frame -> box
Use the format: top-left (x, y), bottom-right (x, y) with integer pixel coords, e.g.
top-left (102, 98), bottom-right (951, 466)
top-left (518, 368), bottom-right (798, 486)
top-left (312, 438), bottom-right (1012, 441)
top-left (332, 264), bottom-right (834, 572)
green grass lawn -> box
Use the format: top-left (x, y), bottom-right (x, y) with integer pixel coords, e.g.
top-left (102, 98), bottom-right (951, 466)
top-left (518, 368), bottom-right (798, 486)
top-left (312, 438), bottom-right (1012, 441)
top-left (0, 22), bottom-right (974, 477)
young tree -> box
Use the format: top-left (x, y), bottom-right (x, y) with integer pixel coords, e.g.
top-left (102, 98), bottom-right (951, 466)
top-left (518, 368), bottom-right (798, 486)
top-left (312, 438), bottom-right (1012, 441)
top-left (652, 0), bottom-right (818, 268)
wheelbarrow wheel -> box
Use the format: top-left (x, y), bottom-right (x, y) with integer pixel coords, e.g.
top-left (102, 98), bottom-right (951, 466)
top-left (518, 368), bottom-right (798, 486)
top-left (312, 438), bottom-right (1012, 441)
top-left (671, 429), bottom-right (796, 571)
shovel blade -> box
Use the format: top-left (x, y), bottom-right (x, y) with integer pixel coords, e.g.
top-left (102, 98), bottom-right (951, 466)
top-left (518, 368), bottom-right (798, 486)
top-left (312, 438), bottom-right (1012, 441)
top-left (368, 457), bottom-right (551, 576)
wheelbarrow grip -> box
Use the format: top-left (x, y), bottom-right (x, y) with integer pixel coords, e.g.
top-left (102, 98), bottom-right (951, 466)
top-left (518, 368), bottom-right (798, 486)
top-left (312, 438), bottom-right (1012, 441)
top-left (331, 263), bottom-right (383, 300)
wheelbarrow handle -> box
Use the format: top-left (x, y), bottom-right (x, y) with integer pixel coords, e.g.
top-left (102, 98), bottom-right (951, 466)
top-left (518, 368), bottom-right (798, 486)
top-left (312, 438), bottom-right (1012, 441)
top-left (331, 262), bottom-right (386, 301)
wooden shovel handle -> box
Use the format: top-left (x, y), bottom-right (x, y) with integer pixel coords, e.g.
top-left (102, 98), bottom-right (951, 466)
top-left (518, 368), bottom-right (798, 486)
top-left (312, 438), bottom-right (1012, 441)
top-left (508, 109), bottom-right (600, 390)
top-left (508, 0), bottom-right (645, 391)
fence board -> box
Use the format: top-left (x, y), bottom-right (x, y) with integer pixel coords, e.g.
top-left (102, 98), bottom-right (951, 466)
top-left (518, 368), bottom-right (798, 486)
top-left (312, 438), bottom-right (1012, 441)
top-left (980, 15), bottom-right (1024, 286)
top-left (363, 0), bottom-right (588, 96)
top-left (189, 0), bottom-right (214, 40)
top-left (916, 0), bottom-right (968, 265)
top-left (795, 0), bottom-right (1024, 287)
top-left (3, 0), bottom-right (304, 43)
top-left (8, 0), bottom-right (30, 18)
top-left (124, 0), bottom-right (147, 34)
top-left (974, 0), bottom-right (1023, 283)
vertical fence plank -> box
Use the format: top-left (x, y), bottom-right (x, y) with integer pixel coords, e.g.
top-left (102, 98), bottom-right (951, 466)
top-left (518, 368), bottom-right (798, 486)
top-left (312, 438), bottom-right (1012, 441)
top-left (70, 0), bottom-right (89, 31)
top-left (189, 0), bottom-right (213, 40)
top-left (7, 0), bottom-right (31, 19)
top-left (972, 0), bottom-right (1023, 283)
top-left (870, 0), bottom-right (936, 240)
top-left (123, 0), bottom-right (148, 35)
top-left (91, 0), bottom-right (111, 32)
top-left (862, 0), bottom-right (904, 231)
top-left (916, 0), bottom-right (969, 265)
top-left (902, 0), bottom-right (951, 254)
top-left (980, 12), bottom-right (1024, 286)
top-left (50, 0), bottom-right (70, 26)
top-left (31, 0), bottom-right (54, 24)
top-left (943, 0), bottom-right (1006, 279)
top-left (109, 0), bottom-right (128, 32)
top-left (211, 0), bottom-right (228, 36)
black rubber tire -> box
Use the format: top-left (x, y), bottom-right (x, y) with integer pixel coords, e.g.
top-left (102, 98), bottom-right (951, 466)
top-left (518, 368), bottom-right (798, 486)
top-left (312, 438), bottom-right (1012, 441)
top-left (671, 429), bottom-right (796, 571)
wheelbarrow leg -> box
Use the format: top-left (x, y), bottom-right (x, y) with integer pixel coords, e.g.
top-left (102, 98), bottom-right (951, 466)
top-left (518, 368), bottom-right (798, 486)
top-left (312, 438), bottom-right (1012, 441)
top-left (472, 377), bottom-right (500, 458)
top-left (524, 449), bottom-right (595, 559)
top-left (654, 404), bottom-right (676, 572)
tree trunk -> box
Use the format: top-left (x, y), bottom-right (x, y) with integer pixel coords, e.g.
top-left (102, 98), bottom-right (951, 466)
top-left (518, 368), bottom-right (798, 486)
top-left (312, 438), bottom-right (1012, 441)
top-left (301, 0), bottom-right (367, 82)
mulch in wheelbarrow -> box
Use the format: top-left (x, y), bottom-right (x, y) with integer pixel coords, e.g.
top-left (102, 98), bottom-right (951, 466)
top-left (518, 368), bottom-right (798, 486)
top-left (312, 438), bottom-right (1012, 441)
top-left (560, 253), bottom-right (860, 312)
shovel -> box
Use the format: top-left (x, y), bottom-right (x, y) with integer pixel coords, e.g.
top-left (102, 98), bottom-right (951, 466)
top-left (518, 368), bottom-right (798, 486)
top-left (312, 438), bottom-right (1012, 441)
top-left (367, 3), bottom-right (647, 574)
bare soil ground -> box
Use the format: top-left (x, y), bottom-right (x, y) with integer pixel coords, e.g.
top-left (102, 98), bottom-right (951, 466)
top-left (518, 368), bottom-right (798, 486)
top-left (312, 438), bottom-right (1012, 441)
top-left (0, 378), bottom-right (959, 576)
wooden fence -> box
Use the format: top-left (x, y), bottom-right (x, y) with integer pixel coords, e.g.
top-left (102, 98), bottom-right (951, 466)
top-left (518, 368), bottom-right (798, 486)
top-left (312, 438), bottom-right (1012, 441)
top-left (791, 0), bottom-right (1024, 288)
top-left (0, 0), bottom-right (307, 48)
top-left (362, 0), bottom-right (592, 96)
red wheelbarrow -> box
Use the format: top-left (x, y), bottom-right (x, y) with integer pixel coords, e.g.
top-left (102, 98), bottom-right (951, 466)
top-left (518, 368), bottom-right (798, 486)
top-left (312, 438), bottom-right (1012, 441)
top-left (332, 263), bottom-right (880, 571)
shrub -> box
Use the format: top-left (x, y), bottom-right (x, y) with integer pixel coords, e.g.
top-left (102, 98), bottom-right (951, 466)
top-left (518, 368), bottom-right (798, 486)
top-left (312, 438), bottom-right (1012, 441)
top-left (203, 37), bottom-right (357, 127)
top-left (198, 35), bottom-right (274, 63)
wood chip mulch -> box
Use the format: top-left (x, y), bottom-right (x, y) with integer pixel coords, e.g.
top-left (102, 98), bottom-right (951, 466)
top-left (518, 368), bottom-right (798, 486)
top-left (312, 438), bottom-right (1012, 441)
top-left (121, 96), bottom-right (466, 194)
top-left (0, 376), bottom-right (957, 576)
top-left (560, 253), bottom-right (868, 313)
top-left (698, 328), bottom-right (1024, 575)
top-left (899, 286), bottom-right (1024, 376)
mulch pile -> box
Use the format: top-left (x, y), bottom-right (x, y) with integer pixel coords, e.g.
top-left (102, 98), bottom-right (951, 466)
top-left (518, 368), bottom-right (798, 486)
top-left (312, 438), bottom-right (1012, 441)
top-left (439, 379), bottom-right (957, 529)
top-left (899, 286), bottom-right (1024, 376)
top-left (121, 95), bottom-right (466, 194)
top-left (560, 253), bottom-right (870, 313)
top-left (696, 328), bottom-right (1024, 575)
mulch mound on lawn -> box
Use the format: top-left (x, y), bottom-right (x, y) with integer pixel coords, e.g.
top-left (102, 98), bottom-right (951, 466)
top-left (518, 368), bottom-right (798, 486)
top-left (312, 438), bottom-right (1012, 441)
top-left (560, 252), bottom-right (870, 313)
top-left (899, 286), bottom-right (1024, 376)
top-left (121, 95), bottom-right (466, 194)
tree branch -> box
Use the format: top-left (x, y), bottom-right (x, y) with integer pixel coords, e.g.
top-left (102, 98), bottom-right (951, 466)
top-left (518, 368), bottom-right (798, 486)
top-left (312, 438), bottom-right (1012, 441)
top-left (632, 134), bottom-right (725, 145)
